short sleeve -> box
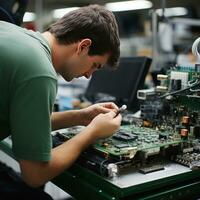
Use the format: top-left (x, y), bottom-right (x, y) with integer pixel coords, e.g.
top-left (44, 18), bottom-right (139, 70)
top-left (9, 77), bottom-right (57, 161)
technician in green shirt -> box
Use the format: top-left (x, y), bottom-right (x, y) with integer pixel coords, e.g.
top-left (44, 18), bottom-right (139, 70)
top-left (0, 3), bottom-right (121, 192)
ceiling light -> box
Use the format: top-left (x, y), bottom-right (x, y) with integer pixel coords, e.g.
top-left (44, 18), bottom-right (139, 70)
top-left (53, 7), bottom-right (79, 19)
top-left (156, 7), bottom-right (188, 17)
top-left (105, 0), bottom-right (153, 12)
top-left (23, 12), bottom-right (36, 22)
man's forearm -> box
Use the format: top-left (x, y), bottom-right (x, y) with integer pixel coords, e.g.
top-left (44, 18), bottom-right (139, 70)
top-left (20, 125), bottom-right (97, 188)
top-left (51, 110), bottom-right (84, 130)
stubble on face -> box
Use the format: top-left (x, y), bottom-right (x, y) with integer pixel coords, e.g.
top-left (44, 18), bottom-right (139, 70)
top-left (59, 60), bottom-right (75, 81)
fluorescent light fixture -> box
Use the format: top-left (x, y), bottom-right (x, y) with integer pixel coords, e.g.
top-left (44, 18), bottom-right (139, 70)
top-left (105, 0), bottom-right (153, 12)
top-left (53, 7), bottom-right (79, 19)
top-left (23, 12), bottom-right (36, 22)
top-left (156, 7), bottom-right (188, 17)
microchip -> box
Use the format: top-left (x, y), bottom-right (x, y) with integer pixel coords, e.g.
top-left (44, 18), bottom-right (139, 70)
top-left (115, 144), bottom-right (129, 148)
top-left (139, 164), bottom-right (165, 174)
top-left (113, 131), bottom-right (138, 141)
top-left (159, 134), bottom-right (167, 140)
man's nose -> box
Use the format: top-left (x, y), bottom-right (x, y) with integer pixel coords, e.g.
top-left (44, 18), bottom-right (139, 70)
top-left (84, 69), bottom-right (94, 79)
top-left (84, 73), bottom-right (92, 79)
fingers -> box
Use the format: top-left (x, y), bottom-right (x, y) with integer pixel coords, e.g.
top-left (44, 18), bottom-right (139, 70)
top-left (106, 111), bottom-right (122, 122)
top-left (106, 111), bottom-right (122, 127)
top-left (99, 106), bottom-right (117, 114)
top-left (99, 102), bottom-right (119, 110)
top-left (106, 110), bottom-right (117, 118)
top-left (113, 113), bottom-right (122, 124)
top-left (97, 102), bottom-right (118, 115)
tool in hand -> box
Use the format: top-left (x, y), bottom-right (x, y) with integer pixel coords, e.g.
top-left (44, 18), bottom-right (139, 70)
top-left (116, 104), bottom-right (127, 116)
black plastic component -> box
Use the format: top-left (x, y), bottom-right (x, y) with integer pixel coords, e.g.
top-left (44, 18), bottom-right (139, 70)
top-left (193, 126), bottom-right (200, 138)
top-left (139, 164), bottom-right (165, 174)
top-left (171, 79), bottom-right (182, 91)
top-left (113, 132), bottom-right (138, 141)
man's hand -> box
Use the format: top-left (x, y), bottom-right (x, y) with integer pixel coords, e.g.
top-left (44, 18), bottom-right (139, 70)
top-left (86, 110), bottom-right (122, 139)
top-left (80, 102), bottom-right (119, 126)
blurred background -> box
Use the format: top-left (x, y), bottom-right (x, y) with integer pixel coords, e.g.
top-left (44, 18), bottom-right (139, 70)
top-left (22, 0), bottom-right (200, 89)
top-left (21, 0), bottom-right (200, 110)
top-left (24, 0), bottom-right (200, 66)
top-left (1, 0), bottom-right (200, 103)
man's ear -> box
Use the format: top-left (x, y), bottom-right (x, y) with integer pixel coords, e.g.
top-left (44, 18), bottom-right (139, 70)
top-left (77, 39), bottom-right (92, 55)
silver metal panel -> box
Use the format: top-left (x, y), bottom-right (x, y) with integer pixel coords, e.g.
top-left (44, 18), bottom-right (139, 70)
top-left (105, 162), bottom-right (191, 188)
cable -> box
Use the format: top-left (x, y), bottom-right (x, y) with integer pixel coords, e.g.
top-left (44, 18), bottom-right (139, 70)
top-left (159, 81), bottom-right (200, 99)
top-left (99, 159), bottom-right (108, 176)
top-left (192, 37), bottom-right (200, 58)
top-left (188, 79), bottom-right (200, 92)
top-left (188, 79), bottom-right (198, 87)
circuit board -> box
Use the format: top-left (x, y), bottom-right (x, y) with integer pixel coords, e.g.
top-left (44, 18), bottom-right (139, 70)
top-left (53, 65), bottom-right (200, 177)
top-left (52, 123), bottom-right (189, 177)
top-left (54, 125), bottom-right (183, 159)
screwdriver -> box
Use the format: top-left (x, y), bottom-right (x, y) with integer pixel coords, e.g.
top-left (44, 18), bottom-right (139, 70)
top-left (116, 104), bottom-right (127, 116)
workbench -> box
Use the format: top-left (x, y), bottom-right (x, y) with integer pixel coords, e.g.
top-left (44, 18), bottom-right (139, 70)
top-left (1, 138), bottom-right (200, 200)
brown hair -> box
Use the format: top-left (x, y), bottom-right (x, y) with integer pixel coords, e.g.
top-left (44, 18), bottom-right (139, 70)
top-left (47, 4), bottom-right (120, 68)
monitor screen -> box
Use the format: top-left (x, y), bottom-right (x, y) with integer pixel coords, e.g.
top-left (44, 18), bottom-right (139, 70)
top-left (85, 57), bottom-right (152, 112)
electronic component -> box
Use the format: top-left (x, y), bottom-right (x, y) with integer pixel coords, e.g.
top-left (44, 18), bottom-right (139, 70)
top-left (170, 71), bottom-right (189, 89)
top-left (137, 88), bottom-right (156, 100)
top-left (139, 164), bottom-right (165, 174)
top-left (156, 86), bottom-right (168, 92)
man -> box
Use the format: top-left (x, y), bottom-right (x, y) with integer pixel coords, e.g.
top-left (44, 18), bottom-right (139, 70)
top-left (0, 4), bottom-right (121, 198)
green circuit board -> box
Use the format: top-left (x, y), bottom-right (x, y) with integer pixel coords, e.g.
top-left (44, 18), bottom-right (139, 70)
top-left (56, 125), bottom-right (184, 160)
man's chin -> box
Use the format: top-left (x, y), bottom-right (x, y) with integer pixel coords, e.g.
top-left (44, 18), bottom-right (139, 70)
top-left (60, 73), bottom-right (82, 82)
top-left (61, 75), bottom-right (73, 82)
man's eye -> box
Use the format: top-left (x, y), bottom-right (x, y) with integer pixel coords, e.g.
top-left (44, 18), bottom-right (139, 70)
top-left (92, 64), bottom-right (97, 69)
top-left (97, 65), bottom-right (102, 69)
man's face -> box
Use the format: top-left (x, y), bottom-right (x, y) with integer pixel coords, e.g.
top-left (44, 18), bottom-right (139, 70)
top-left (60, 52), bottom-right (110, 81)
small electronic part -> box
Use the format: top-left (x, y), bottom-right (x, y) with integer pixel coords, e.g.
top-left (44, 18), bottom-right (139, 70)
top-left (157, 74), bottom-right (168, 89)
top-left (107, 163), bottom-right (118, 177)
top-left (190, 161), bottom-right (200, 170)
top-left (170, 71), bottom-right (189, 89)
top-left (159, 133), bottom-right (168, 140)
top-left (139, 164), bottom-right (165, 174)
top-left (115, 144), bottom-right (130, 148)
top-left (182, 116), bottom-right (190, 124)
top-left (193, 126), bottom-right (200, 138)
top-left (113, 131), bottom-right (138, 141)
top-left (157, 74), bottom-right (168, 80)
top-left (180, 129), bottom-right (188, 139)
top-left (170, 79), bottom-right (182, 91)
top-left (102, 142), bottom-right (109, 148)
top-left (195, 64), bottom-right (200, 72)
top-left (174, 152), bottom-right (200, 169)
top-left (137, 88), bottom-right (156, 100)
top-left (140, 101), bottom-right (163, 121)
top-left (156, 86), bottom-right (168, 92)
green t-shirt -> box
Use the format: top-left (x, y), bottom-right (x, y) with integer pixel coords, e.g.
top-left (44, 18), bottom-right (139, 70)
top-left (0, 21), bottom-right (57, 161)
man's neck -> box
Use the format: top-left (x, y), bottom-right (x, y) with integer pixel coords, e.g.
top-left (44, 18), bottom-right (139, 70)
top-left (42, 32), bottom-right (77, 74)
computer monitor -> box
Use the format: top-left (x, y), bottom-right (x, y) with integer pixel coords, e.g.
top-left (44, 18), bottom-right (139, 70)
top-left (84, 57), bottom-right (152, 112)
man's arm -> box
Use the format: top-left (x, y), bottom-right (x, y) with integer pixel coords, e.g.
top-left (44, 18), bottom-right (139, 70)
top-left (51, 110), bottom-right (83, 130)
top-left (19, 125), bottom-right (97, 188)
top-left (51, 102), bottom-right (119, 130)
top-left (20, 111), bottom-right (121, 188)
